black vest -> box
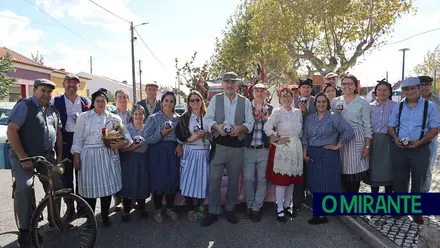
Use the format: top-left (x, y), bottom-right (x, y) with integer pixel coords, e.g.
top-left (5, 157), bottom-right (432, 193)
top-left (19, 98), bottom-right (59, 156)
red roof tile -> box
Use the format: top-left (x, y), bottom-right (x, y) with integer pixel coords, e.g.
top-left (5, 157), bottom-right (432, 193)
top-left (0, 47), bottom-right (53, 70)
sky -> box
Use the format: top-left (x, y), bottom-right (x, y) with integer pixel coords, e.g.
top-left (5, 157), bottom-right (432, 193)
top-left (0, 0), bottom-right (440, 92)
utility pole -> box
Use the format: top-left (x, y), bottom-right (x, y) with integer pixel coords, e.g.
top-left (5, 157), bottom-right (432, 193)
top-left (130, 21), bottom-right (137, 104)
top-left (398, 48), bottom-right (410, 83)
top-left (386, 71), bottom-right (388, 82)
top-left (138, 60), bottom-right (142, 100)
top-left (90, 56), bottom-right (93, 74)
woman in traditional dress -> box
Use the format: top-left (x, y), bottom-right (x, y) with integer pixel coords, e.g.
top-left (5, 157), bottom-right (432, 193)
top-left (323, 83), bottom-right (338, 102)
top-left (302, 92), bottom-right (355, 225)
top-left (118, 104), bottom-right (150, 222)
top-left (331, 74), bottom-right (372, 193)
top-left (71, 89), bottom-right (132, 227)
top-left (145, 91), bottom-right (183, 223)
top-left (263, 87), bottom-right (304, 223)
top-left (367, 80), bottom-right (396, 193)
top-left (176, 90), bottom-right (210, 222)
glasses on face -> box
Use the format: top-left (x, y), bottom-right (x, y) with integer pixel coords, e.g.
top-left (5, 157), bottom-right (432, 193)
top-left (190, 98), bottom-right (200, 103)
top-left (341, 83), bottom-right (354, 87)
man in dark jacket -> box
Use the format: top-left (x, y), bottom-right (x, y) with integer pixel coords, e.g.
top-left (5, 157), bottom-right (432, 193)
top-left (136, 81), bottom-right (161, 118)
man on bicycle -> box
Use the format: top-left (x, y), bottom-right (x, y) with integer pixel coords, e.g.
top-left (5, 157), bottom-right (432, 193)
top-left (7, 79), bottom-right (63, 247)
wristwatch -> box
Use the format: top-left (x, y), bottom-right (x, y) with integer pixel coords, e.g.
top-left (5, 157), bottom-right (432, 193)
top-left (365, 145), bottom-right (371, 149)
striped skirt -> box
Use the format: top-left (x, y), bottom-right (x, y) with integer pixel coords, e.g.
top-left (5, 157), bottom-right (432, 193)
top-left (340, 124), bottom-right (369, 183)
top-left (119, 151), bottom-right (150, 199)
top-left (307, 146), bottom-right (341, 193)
top-left (180, 145), bottom-right (210, 198)
top-left (78, 144), bottom-right (122, 198)
top-left (148, 141), bottom-right (180, 193)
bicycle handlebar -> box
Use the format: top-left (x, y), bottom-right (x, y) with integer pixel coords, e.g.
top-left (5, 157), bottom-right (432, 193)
top-left (19, 156), bottom-right (72, 175)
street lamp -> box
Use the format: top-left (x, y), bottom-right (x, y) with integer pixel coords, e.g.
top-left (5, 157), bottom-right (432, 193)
top-left (398, 48), bottom-right (410, 83)
top-left (130, 21), bottom-right (149, 104)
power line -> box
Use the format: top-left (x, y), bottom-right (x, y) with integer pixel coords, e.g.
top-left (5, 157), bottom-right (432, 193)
top-left (89, 0), bottom-right (130, 23)
top-left (380, 27), bottom-right (440, 48)
top-left (0, 15), bottom-right (62, 27)
top-left (134, 29), bottom-right (169, 70)
top-left (23, 0), bottom-right (100, 49)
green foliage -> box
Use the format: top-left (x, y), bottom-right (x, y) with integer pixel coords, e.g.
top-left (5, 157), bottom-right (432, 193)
top-left (413, 44), bottom-right (440, 92)
top-left (0, 52), bottom-right (17, 100)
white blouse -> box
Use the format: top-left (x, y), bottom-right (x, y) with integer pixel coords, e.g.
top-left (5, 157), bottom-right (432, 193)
top-left (185, 113), bottom-right (210, 146)
top-left (263, 107), bottom-right (303, 138)
top-left (71, 110), bottom-right (132, 154)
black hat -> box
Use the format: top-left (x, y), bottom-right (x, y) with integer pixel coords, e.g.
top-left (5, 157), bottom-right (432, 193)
top-left (418, 76), bottom-right (433, 84)
top-left (299, 78), bottom-right (313, 88)
top-left (34, 79), bottom-right (56, 89)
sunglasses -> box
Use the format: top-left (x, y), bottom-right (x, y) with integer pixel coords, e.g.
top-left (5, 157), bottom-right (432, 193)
top-left (190, 98), bottom-right (201, 103)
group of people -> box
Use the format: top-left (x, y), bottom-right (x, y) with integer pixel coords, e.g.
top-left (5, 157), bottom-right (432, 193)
top-left (7, 70), bottom-right (439, 247)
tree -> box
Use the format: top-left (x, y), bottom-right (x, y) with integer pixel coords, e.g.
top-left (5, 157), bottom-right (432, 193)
top-left (248, 0), bottom-right (414, 76)
top-left (413, 44), bottom-right (440, 92)
top-left (175, 51), bottom-right (209, 100)
top-left (31, 51), bottom-right (45, 65)
top-left (107, 90), bottom-right (115, 102)
top-left (0, 52), bottom-right (17, 100)
top-left (159, 85), bottom-right (187, 104)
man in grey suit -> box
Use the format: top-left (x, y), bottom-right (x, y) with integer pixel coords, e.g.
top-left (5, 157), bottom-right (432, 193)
top-left (293, 78), bottom-right (316, 211)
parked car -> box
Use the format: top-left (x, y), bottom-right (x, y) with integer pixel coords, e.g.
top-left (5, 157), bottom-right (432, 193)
top-left (106, 105), bottom-right (117, 113)
top-left (0, 102), bottom-right (16, 143)
top-left (175, 105), bottom-right (186, 115)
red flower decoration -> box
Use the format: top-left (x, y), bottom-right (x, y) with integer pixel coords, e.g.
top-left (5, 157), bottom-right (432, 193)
top-left (83, 104), bottom-right (91, 111)
top-left (101, 128), bottom-right (107, 136)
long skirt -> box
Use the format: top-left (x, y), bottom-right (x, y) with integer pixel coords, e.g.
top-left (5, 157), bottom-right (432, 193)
top-left (148, 141), bottom-right (180, 193)
top-left (307, 146), bottom-right (341, 193)
top-left (78, 145), bottom-right (122, 198)
top-left (366, 133), bottom-right (393, 187)
top-left (119, 151), bottom-right (150, 199)
top-left (180, 145), bottom-right (210, 199)
top-left (266, 136), bottom-right (304, 186)
top-left (340, 124), bottom-right (369, 183)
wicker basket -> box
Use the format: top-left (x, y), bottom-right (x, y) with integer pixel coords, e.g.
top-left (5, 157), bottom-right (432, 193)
top-left (103, 134), bottom-right (124, 148)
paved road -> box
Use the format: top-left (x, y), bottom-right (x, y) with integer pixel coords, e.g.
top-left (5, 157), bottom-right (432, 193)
top-left (0, 170), bottom-right (371, 248)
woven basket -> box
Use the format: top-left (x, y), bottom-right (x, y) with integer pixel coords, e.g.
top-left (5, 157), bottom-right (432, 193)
top-left (103, 134), bottom-right (124, 148)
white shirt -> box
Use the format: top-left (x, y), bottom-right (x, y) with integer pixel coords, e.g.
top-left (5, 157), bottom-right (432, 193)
top-left (50, 95), bottom-right (83, 132)
top-left (263, 107), bottom-right (303, 138)
top-left (203, 94), bottom-right (254, 134)
top-left (71, 110), bottom-right (133, 154)
top-left (186, 113), bottom-right (210, 146)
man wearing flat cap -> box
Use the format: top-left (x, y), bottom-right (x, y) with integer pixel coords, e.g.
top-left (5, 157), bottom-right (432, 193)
top-left (51, 74), bottom-right (91, 218)
top-left (137, 81), bottom-right (161, 118)
top-left (292, 78), bottom-right (316, 212)
top-left (242, 83), bottom-right (273, 222)
top-left (418, 76), bottom-right (440, 193)
top-left (325, 72), bottom-right (342, 97)
top-left (202, 72), bottom-right (254, 226)
top-left (388, 77), bottom-right (440, 224)
top-left (7, 79), bottom-right (63, 247)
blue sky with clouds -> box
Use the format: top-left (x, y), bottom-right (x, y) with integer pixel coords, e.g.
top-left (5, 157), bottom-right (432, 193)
top-left (1, 0), bottom-right (440, 91)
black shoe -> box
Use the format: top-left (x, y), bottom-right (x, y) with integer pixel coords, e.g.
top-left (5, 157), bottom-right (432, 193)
top-left (243, 208), bottom-right (252, 219)
top-left (17, 230), bottom-right (32, 248)
top-left (121, 213), bottom-right (130, 222)
top-left (225, 211), bottom-right (238, 224)
top-left (284, 207), bottom-right (297, 218)
top-left (292, 205), bottom-right (301, 211)
top-left (251, 210), bottom-right (261, 222)
top-left (200, 214), bottom-right (218, 227)
top-left (37, 231), bottom-right (43, 244)
top-left (308, 216), bottom-right (328, 225)
top-left (277, 211), bottom-right (286, 223)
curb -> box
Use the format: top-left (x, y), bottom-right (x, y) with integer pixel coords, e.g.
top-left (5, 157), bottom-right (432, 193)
top-left (337, 216), bottom-right (399, 248)
top-left (303, 195), bottom-right (398, 248)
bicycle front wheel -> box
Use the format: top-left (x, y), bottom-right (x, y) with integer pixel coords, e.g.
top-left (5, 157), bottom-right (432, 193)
top-left (30, 193), bottom-right (97, 248)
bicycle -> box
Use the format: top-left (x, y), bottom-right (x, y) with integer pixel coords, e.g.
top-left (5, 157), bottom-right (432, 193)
top-left (12, 156), bottom-right (97, 248)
